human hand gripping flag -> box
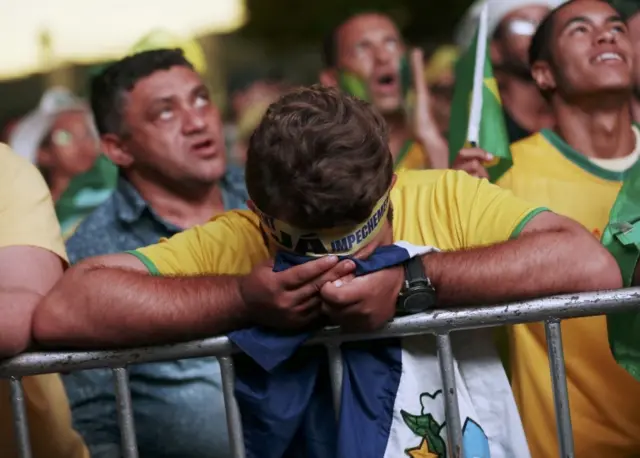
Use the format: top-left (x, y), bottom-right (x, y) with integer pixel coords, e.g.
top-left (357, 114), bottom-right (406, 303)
top-left (228, 241), bottom-right (531, 458)
top-left (448, 4), bottom-right (512, 182)
top-left (228, 241), bottom-right (438, 458)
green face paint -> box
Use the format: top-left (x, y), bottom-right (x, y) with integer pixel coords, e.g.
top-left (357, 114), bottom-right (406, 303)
top-left (51, 129), bottom-right (73, 147)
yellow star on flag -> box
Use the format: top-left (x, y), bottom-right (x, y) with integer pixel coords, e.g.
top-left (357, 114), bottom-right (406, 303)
top-left (405, 438), bottom-right (439, 458)
top-left (483, 77), bottom-right (500, 101)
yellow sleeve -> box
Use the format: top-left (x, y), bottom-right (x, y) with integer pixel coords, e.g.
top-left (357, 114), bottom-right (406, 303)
top-left (0, 144), bottom-right (67, 262)
top-left (432, 170), bottom-right (549, 249)
top-left (130, 210), bottom-right (269, 276)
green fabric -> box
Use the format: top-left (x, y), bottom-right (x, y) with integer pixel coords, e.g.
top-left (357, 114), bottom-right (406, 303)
top-left (509, 207), bottom-right (551, 239)
top-left (55, 154), bottom-right (118, 237)
top-left (126, 250), bottom-right (161, 275)
top-left (541, 128), bottom-right (628, 182)
top-left (448, 30), bottom-right (511, 182)
top-left (601, 159), bottom-right (640, 381)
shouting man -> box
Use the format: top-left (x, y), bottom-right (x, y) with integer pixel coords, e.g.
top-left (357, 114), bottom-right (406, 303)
top-left (320, 12), bottom-right (449, 169)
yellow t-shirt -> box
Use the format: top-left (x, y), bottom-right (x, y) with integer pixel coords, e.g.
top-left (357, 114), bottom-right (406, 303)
top-left (394, 141), bottom-right (429, 170)
top-left (497, 130), bottom-right (640, 458)
top-left (0, 144), bottom-right (67, 260)
top-left (0, 144), bottom-right (88, 458)
top-left (133, 168), bottom-right (544, 282)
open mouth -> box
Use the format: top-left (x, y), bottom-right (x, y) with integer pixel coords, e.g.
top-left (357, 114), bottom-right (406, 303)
top-left (592, 51), bottom-right (625, 64)
top-left (378, 75), bottom-right (396, 86)
top-left (192, 139), bottom-right (216, 154)
top-left (372, 73), bottom-right (399, 95)
top-left (376, 74), bottom-right (397, 86)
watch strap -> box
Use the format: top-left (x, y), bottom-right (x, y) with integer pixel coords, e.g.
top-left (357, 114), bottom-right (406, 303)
top-left (404, 256), bottom-right (427, 284)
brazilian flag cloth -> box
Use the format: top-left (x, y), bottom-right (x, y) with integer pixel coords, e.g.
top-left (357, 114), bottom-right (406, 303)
top-left (448, 21), bottom-right (512, 182)
top-left (602, 160), bottom-right (640, 381)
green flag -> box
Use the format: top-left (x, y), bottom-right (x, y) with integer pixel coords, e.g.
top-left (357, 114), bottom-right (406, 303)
top-left (601, 159), bottom-right (640, 381)
top-left (448, 28), bottom-right (512, 182)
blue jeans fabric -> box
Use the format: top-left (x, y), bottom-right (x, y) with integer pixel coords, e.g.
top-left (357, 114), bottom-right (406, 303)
top-left (63, 358), bottom-right (230, 458)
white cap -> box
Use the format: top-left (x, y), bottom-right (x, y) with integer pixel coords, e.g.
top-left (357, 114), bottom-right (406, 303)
top-left (9, 87), bottom-right (92, 164)
top-left (454, 0), bottom-right (567, 50)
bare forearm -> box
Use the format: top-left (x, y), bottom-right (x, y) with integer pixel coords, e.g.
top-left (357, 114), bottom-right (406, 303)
top-left (426, 229), bottom-right (622, 307)
top-left (0, 289), bottom-right (42, 357)
top-left (418, 130), bottom-right (449, 169)
top-left (33, 267), bottom-right (247, 348)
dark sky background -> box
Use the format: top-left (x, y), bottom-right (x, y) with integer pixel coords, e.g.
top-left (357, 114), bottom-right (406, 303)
top-left (0, 1), bottom-right (471, 129)
top-left (242, 0), bottom-right (470, 48)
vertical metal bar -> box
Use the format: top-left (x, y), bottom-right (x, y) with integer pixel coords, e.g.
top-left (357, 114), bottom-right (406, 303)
top-left (9, 377), bottom-right (32, 458)
top-left (436, 333), bottom-right (463, 458)
top-left (544, 320), bottom-right (575, 458)
top-left (112, 367), bottom-right (139, 458)
top-left (219, 356), bottom-right (246, 458)
top-left (325, 343), bottom-right (343, 419)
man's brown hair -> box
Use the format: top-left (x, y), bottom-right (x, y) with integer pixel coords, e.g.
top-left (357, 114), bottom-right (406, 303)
top-left (245, 84), bottom-right (393, 230)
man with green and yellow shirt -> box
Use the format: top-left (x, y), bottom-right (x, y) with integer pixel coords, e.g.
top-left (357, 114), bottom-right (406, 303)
top-left (34, 83), bottom-right (618, 394)
top-left (319, 12), bottom-right (449, 170)
top-left (453, 1), bottom-right (640, 456)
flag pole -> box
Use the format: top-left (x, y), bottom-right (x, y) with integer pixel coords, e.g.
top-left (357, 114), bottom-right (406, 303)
top-left (467, 4), bottom-right (489, 147)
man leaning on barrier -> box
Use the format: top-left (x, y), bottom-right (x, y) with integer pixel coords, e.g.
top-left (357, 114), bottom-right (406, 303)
top-left (34, 85), bottom-right (621, 450)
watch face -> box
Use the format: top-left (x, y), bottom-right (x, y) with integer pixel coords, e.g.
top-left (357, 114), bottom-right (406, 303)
top-left (404, 291), bottom-right (436, 313)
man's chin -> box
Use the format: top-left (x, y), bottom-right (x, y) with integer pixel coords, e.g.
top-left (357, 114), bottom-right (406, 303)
top-left (373, 98), bottom-right (404, 117)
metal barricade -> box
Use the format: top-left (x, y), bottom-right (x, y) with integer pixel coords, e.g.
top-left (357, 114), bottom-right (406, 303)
top-left (2, 287), bottom-right (640, 458)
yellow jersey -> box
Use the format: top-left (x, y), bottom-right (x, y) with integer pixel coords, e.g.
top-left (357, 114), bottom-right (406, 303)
top-left (132, 168), bottom-right (544, 285)
top-left (497, 130), bottom-right (640, 458)
top-left (394, 141), bottom-right (429, 171)
top-left (0, 144), bottom-right (89, 458)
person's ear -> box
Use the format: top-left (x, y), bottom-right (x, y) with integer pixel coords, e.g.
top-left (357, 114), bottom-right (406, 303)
top-left (36, 146), bottom-right (54, 168)
top-left (101, 134), bottom-right (134, 167)
top-left (490, 39), bottom-right (504, 66)
top-left (390, 173), bottom-right (398, 189)
top-left (247, 200), bottom-right (258, 214)
top-left (320, 68), bottom-right (338, 87)
top-left (531, 60), bottom-right (557, 93)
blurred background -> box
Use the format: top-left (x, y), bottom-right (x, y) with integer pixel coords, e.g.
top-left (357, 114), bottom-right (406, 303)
top-left (0, 0), bottom-right (468, 131)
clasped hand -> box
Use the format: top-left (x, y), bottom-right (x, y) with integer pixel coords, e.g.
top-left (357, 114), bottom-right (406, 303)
top-left (238, 256), bottom-right (404, 332)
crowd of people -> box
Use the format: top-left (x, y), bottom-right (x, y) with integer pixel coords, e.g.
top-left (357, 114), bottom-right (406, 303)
top-left (1, 0), bottom-right (640, 457)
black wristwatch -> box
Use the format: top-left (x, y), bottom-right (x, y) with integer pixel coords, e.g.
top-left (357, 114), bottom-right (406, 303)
top-left (396, 256), bottom-right (437, 315)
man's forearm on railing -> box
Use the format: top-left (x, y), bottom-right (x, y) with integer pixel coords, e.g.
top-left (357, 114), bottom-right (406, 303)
top-left (33, 266), bottom-right (248, 349)
top-left (0, 288), bottom-right (43, 357)
top-left (426, 218), bottom-right (623, 307)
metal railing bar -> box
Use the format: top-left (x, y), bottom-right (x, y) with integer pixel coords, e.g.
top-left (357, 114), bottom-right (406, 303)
top-left (436, 333), bottom-right (464, 458)
top-left (219, 356), bottom-right (246, 458)
top-left (544, 320), bottom-right (575, 458)
top-left (1, 288), bottom-right (639, 378)
top-left (112, 367), bottom-right (138, 458)
top-left (9, 377), bottom-right (32, 458)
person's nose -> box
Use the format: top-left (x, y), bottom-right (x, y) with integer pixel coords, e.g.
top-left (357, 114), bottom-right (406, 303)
top-left (374, 44), bottom-right (394, 66)
top-left (596, 26), bottom-right (618, 45)
top-left (181, 106), bottom-right (207, 135)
